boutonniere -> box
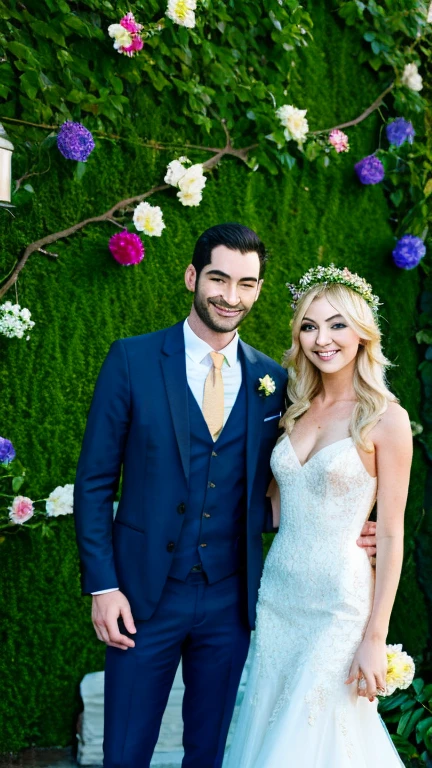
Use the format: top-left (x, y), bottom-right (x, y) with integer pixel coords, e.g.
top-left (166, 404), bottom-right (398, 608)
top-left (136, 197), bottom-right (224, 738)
top-left (257, 374), bottom-right (276, 397)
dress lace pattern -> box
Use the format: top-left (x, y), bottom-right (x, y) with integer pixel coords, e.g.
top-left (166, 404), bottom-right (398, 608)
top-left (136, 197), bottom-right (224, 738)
top-left (224, 435), bottom-right (405, 768)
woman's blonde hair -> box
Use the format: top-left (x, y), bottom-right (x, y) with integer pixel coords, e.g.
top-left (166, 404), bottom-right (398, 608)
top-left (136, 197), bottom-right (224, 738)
top-left (282, 282), bottom-right (397, 451)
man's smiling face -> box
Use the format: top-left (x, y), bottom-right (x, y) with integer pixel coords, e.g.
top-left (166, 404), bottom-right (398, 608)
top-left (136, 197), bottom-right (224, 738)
top-left (186, 245), bottom-right (263, 333)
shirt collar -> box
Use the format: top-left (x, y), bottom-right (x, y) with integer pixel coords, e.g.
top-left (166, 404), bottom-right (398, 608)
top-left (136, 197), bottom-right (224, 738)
top-left (183, 319), bottom-right (239, 368)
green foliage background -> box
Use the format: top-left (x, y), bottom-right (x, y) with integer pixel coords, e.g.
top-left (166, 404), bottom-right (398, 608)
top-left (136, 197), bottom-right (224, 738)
top-left (0, 0), bottom-right (429, 754)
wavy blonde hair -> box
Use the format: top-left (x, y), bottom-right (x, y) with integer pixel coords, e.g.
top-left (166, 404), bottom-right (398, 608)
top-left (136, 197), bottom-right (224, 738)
top-left (282, 282), bottom-right (397, 451)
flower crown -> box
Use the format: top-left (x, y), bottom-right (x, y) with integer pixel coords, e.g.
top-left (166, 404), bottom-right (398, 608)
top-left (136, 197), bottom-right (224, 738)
top-left (287, 264), bottom-right (380, 316)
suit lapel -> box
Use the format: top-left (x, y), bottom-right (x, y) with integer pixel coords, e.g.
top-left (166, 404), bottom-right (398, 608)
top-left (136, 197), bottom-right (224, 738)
top-left (161, 322), bottom-right (190, 482)
top-left (239, 340), bottom-right (267, 505)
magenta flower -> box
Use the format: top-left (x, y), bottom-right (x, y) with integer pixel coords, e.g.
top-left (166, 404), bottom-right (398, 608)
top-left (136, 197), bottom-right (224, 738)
top-left (354, 155), bottom-right (385, 185)
top-left (109, 232), bottom-right (145, 266)
top-left (9, 496), bottom-right (34, 525)
top-left (57, 122), bottom-right (95, 162)
top-left (123, 36), bottom-right (144, 55)
top-left (392, 235), bottom-right (426, 270)
top-left (120, 12), bottom-right (143, 35)
top-left (328, 130), bottom-right (349, 153)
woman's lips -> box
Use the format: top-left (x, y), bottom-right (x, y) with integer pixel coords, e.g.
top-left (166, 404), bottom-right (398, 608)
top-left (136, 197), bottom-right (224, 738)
top-left (314, 350), bottom-right (340, 361)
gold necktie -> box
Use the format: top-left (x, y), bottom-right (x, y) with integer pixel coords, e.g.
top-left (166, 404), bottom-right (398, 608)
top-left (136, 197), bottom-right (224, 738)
top-left (202, 351), bottom-right (225, 441)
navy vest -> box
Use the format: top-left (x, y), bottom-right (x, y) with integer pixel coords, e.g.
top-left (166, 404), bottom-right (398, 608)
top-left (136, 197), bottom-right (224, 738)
top-left (169, 377), bottom-right (247, 582)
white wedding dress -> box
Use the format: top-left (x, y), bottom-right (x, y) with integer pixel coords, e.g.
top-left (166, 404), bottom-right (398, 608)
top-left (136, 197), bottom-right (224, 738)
top-left (225, 434), bottom-right (404, 767)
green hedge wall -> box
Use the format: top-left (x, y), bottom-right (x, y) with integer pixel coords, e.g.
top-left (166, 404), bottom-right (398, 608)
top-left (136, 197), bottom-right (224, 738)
top-left (0, 3), bottom-right (428, 753)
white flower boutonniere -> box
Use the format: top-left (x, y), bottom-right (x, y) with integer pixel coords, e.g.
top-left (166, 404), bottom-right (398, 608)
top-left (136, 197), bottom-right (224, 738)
top-left (257, 374), bottom-right (276, 397)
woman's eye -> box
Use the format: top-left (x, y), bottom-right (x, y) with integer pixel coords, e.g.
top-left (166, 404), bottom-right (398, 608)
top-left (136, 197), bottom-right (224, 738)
top-left (300, 324), bottom-right (315, 332)
top-left (332, 323), bottom-right (346, 329)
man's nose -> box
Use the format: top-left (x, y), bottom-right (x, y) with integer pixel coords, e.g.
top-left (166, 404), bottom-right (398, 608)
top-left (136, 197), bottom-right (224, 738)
top-left (224, 284), bottom-right (240, 306)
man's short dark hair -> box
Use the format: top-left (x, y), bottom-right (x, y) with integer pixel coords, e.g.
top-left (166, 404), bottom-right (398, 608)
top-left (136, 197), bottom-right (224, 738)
top-left (192, 223), bottom-right (268, 280)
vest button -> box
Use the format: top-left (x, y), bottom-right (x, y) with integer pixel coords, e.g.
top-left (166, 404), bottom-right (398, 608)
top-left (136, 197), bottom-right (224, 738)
top-left (203, 512), bottom-right (211, 518)
top-left (200, 543), bottom-right (207, 548)
top-left (208, 481), bottom-right (216, 488)
top-left (166, 542), bottom-right (175, 553)
top-left (212, 451), bottom-right (217, 457)
top-left (177, 502), bottom-right (186, 515)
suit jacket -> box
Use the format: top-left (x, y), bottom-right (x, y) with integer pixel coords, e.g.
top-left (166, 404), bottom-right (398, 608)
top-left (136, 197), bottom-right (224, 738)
top-left (74, 321), bottom-right (288, 629)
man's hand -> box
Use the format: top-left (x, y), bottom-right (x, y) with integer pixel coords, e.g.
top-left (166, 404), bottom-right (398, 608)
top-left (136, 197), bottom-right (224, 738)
top-left (357, 520), bottom-right (377, 558)
top-left (92, 591), bottom-right (137, 650)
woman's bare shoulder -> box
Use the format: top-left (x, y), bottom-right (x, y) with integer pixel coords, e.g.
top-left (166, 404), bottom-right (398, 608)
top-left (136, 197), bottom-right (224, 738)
top-left (371, 402), bottom-right (412, 448)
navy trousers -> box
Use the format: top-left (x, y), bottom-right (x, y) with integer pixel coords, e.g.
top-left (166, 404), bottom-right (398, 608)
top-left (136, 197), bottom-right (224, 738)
top-left (103, 572), bottom-right (251, 768)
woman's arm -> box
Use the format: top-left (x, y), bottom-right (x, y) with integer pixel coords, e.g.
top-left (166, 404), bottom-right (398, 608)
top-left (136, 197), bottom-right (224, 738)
top-left (266, 476), bottom-right (281, 529)
top-left (346, 403), bottom-right (413, 700)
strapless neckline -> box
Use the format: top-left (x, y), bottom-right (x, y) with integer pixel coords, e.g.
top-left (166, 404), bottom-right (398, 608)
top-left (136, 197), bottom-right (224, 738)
top-left (283, 433), bottom-right (377, 480)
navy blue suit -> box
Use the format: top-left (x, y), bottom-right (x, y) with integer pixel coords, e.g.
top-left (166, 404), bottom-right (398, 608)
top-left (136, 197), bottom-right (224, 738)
top-left (74, 321), bottom-right (287, 768)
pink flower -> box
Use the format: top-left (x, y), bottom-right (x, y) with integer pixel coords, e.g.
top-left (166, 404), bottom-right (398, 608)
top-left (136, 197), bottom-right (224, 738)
top-left (123, 36), bottom-right (144, 55)
top-left (329, 129), bottom-right (349, 153)
top-left (9, 496), bottom-right (34, 525)
top-left (109, 231), bottom-right (145, 266)
top-left (120, 12), bottom-right (143, 35)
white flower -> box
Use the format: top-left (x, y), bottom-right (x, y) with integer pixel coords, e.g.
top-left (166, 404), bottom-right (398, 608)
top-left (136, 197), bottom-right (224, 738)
top-left (276, 104), bottom-right (309, 145)
top-left (177, 188), bottom-right (203, 207)
top-left (164, 157), bottom-right (191, 187)
top-left (108, 23), bottom-right (133, 50)
top-left (428, 1), bottom-right (432, 23)
top-left (166, 0), bottom-right (196, 28)
top-left (133, 202), bottom-right (166, 236)
top-left (401, 63), bottom-right (423, 92)
top-left (178, 163), bottom-right (206, 193)
top-left (46, 484), bottom-right (74, 517)
top-left (258, 374), bottom-right (276, 397)
top-left (0, 302), bottom-right (35, 340)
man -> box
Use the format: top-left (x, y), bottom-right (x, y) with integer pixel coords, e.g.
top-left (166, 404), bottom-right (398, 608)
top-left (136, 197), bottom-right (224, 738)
top-left (74, 223), bottom-right (376, 768)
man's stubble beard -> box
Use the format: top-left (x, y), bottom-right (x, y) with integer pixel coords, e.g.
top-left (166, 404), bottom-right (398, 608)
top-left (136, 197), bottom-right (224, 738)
top-left (193, 285), bottom-right (252, 334)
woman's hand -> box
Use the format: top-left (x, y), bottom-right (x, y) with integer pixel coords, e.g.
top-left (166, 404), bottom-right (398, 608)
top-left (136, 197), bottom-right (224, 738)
top-left (345, 638), bottom-right (387, 701)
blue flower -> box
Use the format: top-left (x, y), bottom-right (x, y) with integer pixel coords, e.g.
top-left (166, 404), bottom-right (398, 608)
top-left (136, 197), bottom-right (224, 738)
top-left (392, 235), bottom-right (426, 270)
top-left (354, 155), bottom-right (385, 185)
top-left (57, 121), bottom-right (95, 162)
top-left (386, 118), bottom-right (415, 148)
top-left (0, 436), bottom-right (16, 465)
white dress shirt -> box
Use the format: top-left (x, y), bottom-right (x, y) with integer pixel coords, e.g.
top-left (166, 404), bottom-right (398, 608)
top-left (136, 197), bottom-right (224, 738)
top-left (183, 319), bottom-right (242, 424)
top-left (93, 320), bottom-right (242, 595)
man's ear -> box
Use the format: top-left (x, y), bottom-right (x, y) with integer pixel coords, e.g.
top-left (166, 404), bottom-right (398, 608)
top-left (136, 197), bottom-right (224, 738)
top-left (185, 264), bottom-right (197, 293)
top-left (254, 279), bottom-right (264, 302)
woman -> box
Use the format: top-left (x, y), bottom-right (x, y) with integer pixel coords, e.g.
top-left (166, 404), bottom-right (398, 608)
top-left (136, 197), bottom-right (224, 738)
top-left (225, 266), bottom-right (413, 767)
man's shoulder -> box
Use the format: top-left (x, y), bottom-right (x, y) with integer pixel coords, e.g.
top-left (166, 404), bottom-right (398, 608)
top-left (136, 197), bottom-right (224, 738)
top-left (241, 341), bottom-right (286, 378)
top-left (114, 321), bottom-right (183, 353)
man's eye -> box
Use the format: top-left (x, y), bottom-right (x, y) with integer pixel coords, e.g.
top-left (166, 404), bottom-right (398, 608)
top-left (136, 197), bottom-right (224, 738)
top-left (240, 283), bottom-right (255, 289)
top-left (211, 278), bottom-right (224, 283)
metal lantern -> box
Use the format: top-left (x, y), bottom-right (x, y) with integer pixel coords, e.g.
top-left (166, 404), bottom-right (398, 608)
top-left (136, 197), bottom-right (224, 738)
top-left (0, 123), bottom-right (14, 207)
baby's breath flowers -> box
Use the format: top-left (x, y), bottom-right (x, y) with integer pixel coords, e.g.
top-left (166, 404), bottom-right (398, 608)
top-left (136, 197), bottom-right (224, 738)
top-left (0, 302), bottom-right (35, 340)
top-left (276, 105), bottom-right (309, 147)
top-left (133, 202), bottom-right (166, 237)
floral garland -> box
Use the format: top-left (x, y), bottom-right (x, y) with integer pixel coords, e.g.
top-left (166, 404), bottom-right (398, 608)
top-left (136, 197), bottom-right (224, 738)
top-left (0, 436), bottom-right (74, 540)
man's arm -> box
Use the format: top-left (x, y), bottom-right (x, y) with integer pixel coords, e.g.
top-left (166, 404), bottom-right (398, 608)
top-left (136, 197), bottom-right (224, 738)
top-left (74, 339), bottom-right (130, 594)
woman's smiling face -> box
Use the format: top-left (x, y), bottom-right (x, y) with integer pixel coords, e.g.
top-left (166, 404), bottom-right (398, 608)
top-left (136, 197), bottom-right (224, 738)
top-left (299, 295), bottom-right (362, 374)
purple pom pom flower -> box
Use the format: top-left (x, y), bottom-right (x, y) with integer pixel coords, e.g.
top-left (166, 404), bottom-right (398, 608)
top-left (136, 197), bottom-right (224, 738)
top-left (57, 122), bottom-right (95, 162)
top-left (354, 155), bottom-right (385, 185)
top-left (386, 118), bottom-right (415, 148)
top-left (109, 232), bottom-right (145, 266)
top-left (0, 436), bottom-right (16, 465)
top-left (392, 235), bottom-right (426, 270)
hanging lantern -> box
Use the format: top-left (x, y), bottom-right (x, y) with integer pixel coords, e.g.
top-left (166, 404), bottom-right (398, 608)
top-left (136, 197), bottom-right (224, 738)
top-left (0, 124), bottom-right (14, 207)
